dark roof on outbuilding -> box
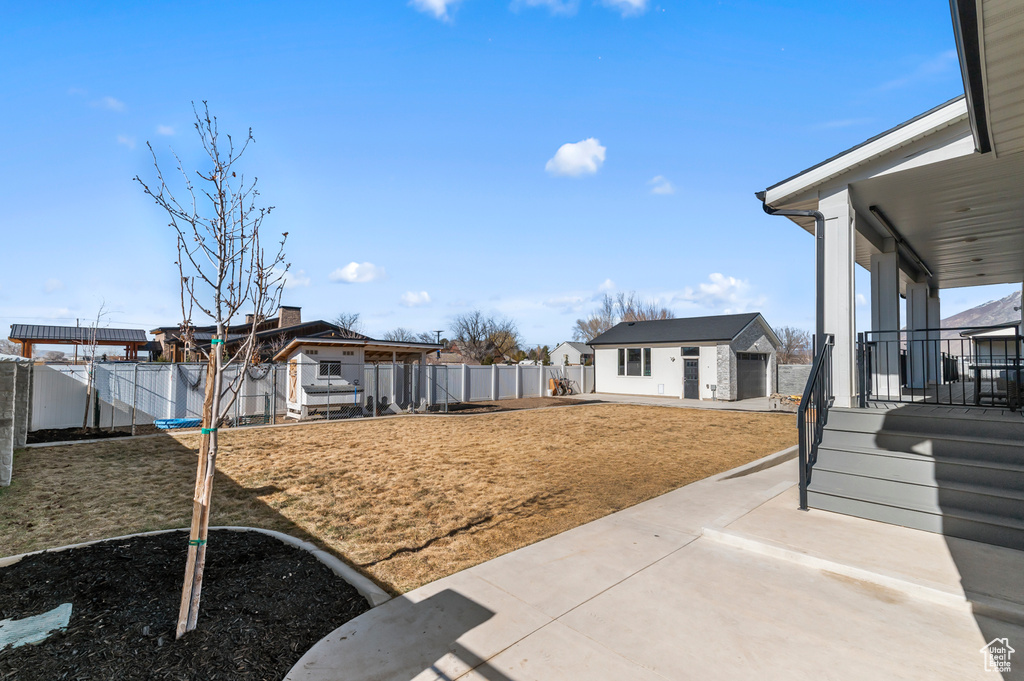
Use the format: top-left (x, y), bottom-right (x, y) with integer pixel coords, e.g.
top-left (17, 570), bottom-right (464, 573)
top-left (588, 313), bottom-right (763, 346)
top-left (9, 324), bottom-right (148, 343)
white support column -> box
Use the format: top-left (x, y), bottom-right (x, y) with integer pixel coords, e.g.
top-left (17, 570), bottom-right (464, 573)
top-left (927, 288), bottom-right (942, 384)
top-left (491, 364), bottom-right (498, 401)
top-left (906, 281), bottom-right (930, 390)
top-left (462, 364), bottom-right (469, 402)
top-left (539, 365), bottom-right (545, 396)
top-left (819, 187), bottom-right (857, 408)
top-left (870, 242), bottom-right (901, 400)
top-left (515, 364), bottom-right (522, 399)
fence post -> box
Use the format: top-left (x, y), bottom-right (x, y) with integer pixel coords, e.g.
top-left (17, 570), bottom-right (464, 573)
top-left (462, 364), bottom-right (468, 403)
top-left (540, 364), bottom-right (545, 396)
top-left (272, 365), bottom-right (278, 423)
top-left (131, 363), bottom-right (139, 436)
top-left (515, 364), bottom-right (521, 399)
top-left (373, 364), bottom-right (379, 417)
top-left (391, 360), bottom-right (397, 408)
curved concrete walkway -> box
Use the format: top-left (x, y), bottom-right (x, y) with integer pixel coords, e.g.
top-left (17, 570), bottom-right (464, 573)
top-left (286, 446), bottom-right (1018, 680)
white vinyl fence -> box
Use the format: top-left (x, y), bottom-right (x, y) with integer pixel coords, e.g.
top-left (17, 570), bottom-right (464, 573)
top-left (30, 362), bottom-right (594, 431)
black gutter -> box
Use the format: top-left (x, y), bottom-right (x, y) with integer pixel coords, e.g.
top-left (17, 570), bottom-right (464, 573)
top-left (755, 192), bottom-right (826, 355)
top-left (950, 0), bottom-right (992, 154)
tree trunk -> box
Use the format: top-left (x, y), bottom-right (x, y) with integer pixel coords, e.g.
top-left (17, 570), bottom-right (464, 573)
top-left (175, 348), bottom-right (217, 639)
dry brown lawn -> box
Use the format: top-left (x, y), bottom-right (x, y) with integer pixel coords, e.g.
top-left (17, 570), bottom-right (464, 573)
top-left (1, 404), bottom-right (795, 593)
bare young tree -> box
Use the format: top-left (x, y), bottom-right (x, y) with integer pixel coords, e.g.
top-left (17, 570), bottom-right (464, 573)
top-left (135, 102), bottom-right (287, 639)
top-left (450, 311), bottom-right (521, 363)
top-left (0, 339), bottom-right (19, 356)
top-left (81, 302), bottom-right (109, 430)
top-left (333, 312), bottom-right (365, 338)
top-left (573, 292), bottom-right (673, 342)
top-left (382, 327), bottom-right (417, 342)
top-left (776, 326), bottom-right (812, 364)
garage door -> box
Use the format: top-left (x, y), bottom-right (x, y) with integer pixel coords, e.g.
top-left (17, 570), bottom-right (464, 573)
top-left (736, 352), bottom-right (767, 400)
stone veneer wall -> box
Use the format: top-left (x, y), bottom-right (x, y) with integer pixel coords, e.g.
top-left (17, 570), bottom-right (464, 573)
top-left (715, 317), bottom-right (780, 401)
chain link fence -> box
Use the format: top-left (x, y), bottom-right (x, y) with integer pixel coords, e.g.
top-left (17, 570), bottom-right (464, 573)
top-left (30, 361), bottom-right (595, 431)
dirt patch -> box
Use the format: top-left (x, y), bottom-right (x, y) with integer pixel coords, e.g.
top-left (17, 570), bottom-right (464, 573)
top-left (4, 404), bottom-right (796, 593)
top-left (0, 529), bottom-right (368, 680)
top-left (430, 396), bottom-right (592, 414)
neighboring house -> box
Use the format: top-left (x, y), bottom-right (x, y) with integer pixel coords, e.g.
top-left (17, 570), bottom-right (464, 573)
top-left (150, 306), bottom-right (364, 362)
top-left (550, 341), bottom-right (593, 366)
top-left (589, 313), bottom-right (780, 401)
top-left (272, 334), bottom-right (441, 418)
top-left (755, 1), bottom-right (1024, 549)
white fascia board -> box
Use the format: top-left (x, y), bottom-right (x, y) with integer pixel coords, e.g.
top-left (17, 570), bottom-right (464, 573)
top-left (765, 99), bottom-right (971, 207)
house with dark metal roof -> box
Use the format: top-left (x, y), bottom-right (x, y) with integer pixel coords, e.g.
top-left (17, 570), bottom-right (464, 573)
top-left (8, 324), bottom-right (149, 360)
top-left (150, 306), bottom-right (365, 362)
top-left (588, 312), bottom-right (780, 401)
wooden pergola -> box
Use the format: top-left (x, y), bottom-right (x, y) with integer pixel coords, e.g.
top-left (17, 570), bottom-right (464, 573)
top-left (8, 324), bottom-right (149, 360)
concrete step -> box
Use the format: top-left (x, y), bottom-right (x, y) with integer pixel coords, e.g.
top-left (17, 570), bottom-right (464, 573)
top-left (811, 468), bottom-right (1024, 520)
top-left (807, 489), bottom-right (1024, 552)
top-left (815, 445), bottom-right (1024, 491)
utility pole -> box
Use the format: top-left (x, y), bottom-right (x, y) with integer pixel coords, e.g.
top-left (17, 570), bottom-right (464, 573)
top-left (433, 330), bottom-right (444, 359)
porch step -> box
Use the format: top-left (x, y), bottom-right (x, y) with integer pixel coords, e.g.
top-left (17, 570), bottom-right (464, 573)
top-left (810, 468), bottom-right (1024, 522)
top-left (815, 445), bottom-right (1024, 491)
top-left (807, 490), bottom-right (1024, 552)
top-left (810, 406), bottom-right (1024, 551)
top-left (827, 406), bottom-right (1024, 441)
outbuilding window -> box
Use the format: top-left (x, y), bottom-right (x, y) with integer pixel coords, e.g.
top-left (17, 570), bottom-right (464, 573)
top-left (318, 360), bottom-right (342, 378)
top-left (618, 347), bottom-right (652, 377)
top-left (681, 346), bottom-right (700, 357)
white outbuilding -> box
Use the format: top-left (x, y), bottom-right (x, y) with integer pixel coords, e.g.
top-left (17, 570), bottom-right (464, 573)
top-left (550, 341), bottom-right (593, 366)
top-left (588, 312), bottom-right (780, 401)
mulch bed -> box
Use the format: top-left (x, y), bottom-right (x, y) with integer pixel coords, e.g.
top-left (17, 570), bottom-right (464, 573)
top-left (26, 426), bottom-right (160, 444)
top-left (0, 529), bottom-right (370, 680)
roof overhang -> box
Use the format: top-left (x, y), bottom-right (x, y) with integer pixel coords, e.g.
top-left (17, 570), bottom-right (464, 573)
top-left (950, 0), bottom-right (1024, 157)
top-left (272, 337), bottom-right (442, 362)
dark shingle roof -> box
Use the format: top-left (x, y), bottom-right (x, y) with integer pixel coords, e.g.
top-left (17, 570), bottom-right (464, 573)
top-left (9, 324), bottom-right (148, 343)
top-left (588, 313), bottom-right (762, 346)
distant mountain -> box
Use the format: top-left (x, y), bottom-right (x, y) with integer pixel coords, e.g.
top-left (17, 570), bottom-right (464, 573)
top-left (942, 290), bottom-right (1021, 329)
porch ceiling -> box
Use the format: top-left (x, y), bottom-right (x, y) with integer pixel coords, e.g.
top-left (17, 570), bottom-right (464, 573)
top-left (850, 147), bottom-right (1024, 289)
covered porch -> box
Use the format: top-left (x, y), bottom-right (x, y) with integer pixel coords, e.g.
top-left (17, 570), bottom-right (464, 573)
top-left (756, 0), bottom-right (1024, 551)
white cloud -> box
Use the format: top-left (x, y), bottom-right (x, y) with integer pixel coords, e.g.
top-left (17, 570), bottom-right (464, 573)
top-left (43, 278), bottom-right (64, 294)
top-left (545, 138), bottom-right (606, 177)
top-left (856, 293), bottom-right (868, 306)
top-left (156, 125), bottom-right (175, 136)
top-left (648, 175), bottom-right (675, 195)
top-left (329, 262), bottom-right (386, 283)
top-left (601, 0), bottom-right (647, 16)
top-left (672, 273), bottom-right (764, 314)
top-left (116, 135), bottom-right (136, 149)
top-left (400, 291), bottom-right (431, 307)
top-left (94, 96), bottom-right (125, 111)
top-left (514, 0), bottom-right (579, 15)
top-left (598, 278), bottom-right (616, 292)
top-left (410, 0), bottom-right (462, 20)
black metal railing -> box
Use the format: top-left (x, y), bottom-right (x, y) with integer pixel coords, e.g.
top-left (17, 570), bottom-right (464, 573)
top-left (857, 325), bottom-right (1022, 410)
top-left (797, 335), bottom-right (834, 510)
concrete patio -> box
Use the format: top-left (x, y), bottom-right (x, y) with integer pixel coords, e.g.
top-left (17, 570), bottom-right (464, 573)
top-left (285, 447), bottom-right (1024, 681)
top-left (571, 392), bottom-right (774, 412)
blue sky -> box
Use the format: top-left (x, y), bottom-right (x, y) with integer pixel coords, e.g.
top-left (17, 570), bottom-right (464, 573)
top-left (1, 0), bottom-right (1016, 347)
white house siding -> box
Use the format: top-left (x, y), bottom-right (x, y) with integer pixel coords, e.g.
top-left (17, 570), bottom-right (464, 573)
top-left (595, 345), bottom-right (672, 397)
top-left (699, 345), bottom-right (719, 400)
top-left (551, 342), bottom-right (587, 366)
